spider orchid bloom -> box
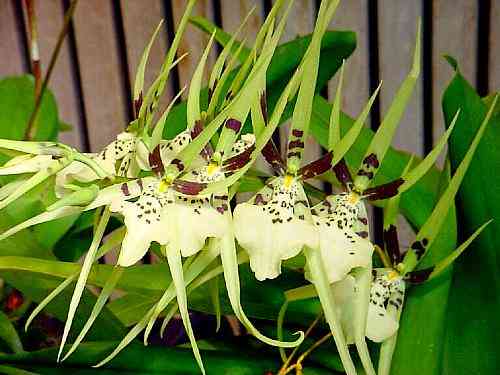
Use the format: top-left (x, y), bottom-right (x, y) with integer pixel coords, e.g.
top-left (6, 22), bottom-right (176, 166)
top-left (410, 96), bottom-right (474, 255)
top-left (234, 174), bottom-right (318, 280)
top-left (331, 96), bottom-right (496, 375)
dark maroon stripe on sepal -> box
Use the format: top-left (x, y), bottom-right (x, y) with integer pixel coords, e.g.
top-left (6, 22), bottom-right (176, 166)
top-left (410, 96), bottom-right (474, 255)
top-left (288, 140), bottom-right (305, 150)
top-left (383, 224), bottom-right (401, 264)
top-left (223, 144), bottom-right (255, 172)
top-left (134, 92), bottom-right (143, 119)
top-left (404, 267), bottom-right (434, 284)
top-left (225, 118), bottom-right (242, 132)
top-left (260, 92), bottom-right (268, 124)
top-left (363, 153), bottom-right (379, 168)
top-left (292, 129), bottom-right (303, 137)
top-left (298, 152), bottom-right (333, 181)
top-left (149, 145), bottom-right (164, 176)
top-left (172, 180), bottom-right (207, 195)
top-left (171, 158), bottom-right (185, 172)
top-left (191, 119), bottom-right (213, 160)
top-left (261, 140), bottom-right (285, 174)
top-left (332, 158), bottom-right (352, 187)
top-left (364, 178), bottom-right (404, 200)
top-left (287, 151), bottom-right (301, 159)
top-left (121, 183), bottom-right (130, 196)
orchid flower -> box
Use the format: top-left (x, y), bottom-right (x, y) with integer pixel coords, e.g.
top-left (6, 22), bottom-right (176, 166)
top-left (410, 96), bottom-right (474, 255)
top-left (0, 3), bottom-right (306, 373)
top-left (231, 2), bottom-right (368, 374)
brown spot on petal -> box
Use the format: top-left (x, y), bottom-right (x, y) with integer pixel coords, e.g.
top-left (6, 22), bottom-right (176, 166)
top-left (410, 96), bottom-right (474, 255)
top-left (225, 118), bottom-right (242, 132)
top-left (261, 140), bottom-right (285, 174)
top-left (299, 152), bottom-right (333, 180)
top-left (405, 267), bottom-right (434, 284)
top-left (288, 140), bottom-right (305, 150)
top-left (287, 151), bottom-right (301, 159)
top-left (134, 92), bottom-right (143, 119)
top-left (333, 158), bottom-right (353, 187)
top-left (121, 183), bottom-right (130, 196)
top-left (171, 158), bottom-right (185, 172)
top-left (149, 145), bottom-right (164, 176)
top-left (363, 153), bottom-right (379, 168)
top-left (364, 178), bottom-right (404, 200)
top-left (260, 92), bottom-right (268, 124)
top-left (223, 144), bottom-right (255, 171)
top-left (411, 240), bottom-right (426, 260)
top-left (357, 231), bottom-right (369, 238)
top-left (172, 180), bottom-right (207, 195)
top-left (384, 224), bottom-right (401, 264)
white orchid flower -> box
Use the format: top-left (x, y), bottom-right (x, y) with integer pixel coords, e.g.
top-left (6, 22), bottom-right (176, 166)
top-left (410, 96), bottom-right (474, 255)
top-left (309, 192), bottom-right (374, 284)
top-left (234, 175), bottom-right (317, 280)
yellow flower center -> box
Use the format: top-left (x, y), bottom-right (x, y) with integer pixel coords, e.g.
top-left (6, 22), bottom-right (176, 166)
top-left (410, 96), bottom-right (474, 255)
top-left (348, 191), bottom-right (361, 205)
top-left (283, 174), bottom-right (294, 189)
top-left (388, 270), bottom-right (400, 281)
top-left (158, 179), bottom-right (170, 193)
top-left (207, 163), bottom-right (220, 176)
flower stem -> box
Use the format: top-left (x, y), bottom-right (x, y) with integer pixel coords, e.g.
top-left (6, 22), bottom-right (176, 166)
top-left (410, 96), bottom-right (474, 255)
top-left (24, 0), bottom-right (79, 140)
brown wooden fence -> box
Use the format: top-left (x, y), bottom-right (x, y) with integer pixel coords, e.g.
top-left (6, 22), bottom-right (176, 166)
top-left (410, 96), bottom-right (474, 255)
top-left (0, 0), bottom-right (498, 248)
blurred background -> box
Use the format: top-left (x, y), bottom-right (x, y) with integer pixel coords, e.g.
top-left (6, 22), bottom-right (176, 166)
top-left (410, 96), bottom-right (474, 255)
top-left (0, 0), bottom-right (498, 252)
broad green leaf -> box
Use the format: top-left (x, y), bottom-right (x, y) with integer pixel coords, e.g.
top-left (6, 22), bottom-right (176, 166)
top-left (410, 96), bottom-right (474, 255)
top-left (0, 341), bottom-right (335, 375)
top-left (401, 95), bottom-right (496, 274)
top-left (391, 157), bottom-right (457, 375)
top-left (0, 75), bottom-right (59, 145)
top-left (442, 65), bottom-right (500, 375)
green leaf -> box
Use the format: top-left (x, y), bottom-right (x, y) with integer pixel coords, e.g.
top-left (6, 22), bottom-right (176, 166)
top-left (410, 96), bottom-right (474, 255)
top-left (441, 64), bottom-right (500, 375)
top-left (0, 341), bottom-right (334, 375)
top-left (0, 75), bottom-right (59, 144)
top-left (0, 310), bottom-right (23, 353)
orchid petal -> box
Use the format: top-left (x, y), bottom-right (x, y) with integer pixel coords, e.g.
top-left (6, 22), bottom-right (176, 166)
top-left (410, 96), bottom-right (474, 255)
top-left (399, 110), bottom-right (459, 194)
top-left (234, 179), bottom-right (317, 280)
top-left (0, 139), bottom-right (60, 155)
top-left (331, 82), bottom-right (382, 167)
top-left (62, 266), bottom-right (124, 361)
top-left (0, 206), bottom-right (81, 242)
top-left (352, 266), bottom-right (376, 375)
top-left (0, 155), bottom-right (52, 175)
top-left (366, 269), bottom-right (405, 343)
top-left (57, 208), bottom-right (110, 362)
top-left (429, 219), bottom-right (492, 280)
top-left (329, 60), bottom-right (344, 150)
top-left (304, 246), bottom-right (357, 375)
top-left (166, 245), bottom-right (205, 374)
top-left (187, 33), bottom-right (216, 130)
top-left (0, 179), bottom-right (27, 201)
top-left (0, 157), bottom-right (72, 211)
top-left (133, 20), bottom-right (164, 108)
top-left (151, 87), bottom-right (186, 149)
top-left (354, 22), bottom-right (421, 191)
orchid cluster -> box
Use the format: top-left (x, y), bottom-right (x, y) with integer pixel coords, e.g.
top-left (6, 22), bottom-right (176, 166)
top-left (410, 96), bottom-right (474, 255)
top-left (0, 0), bottom-right (495, 374)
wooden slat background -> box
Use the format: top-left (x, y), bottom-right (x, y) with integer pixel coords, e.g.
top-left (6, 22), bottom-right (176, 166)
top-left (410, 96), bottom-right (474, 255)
top-left (0, 0), bottom-right (498, 249)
